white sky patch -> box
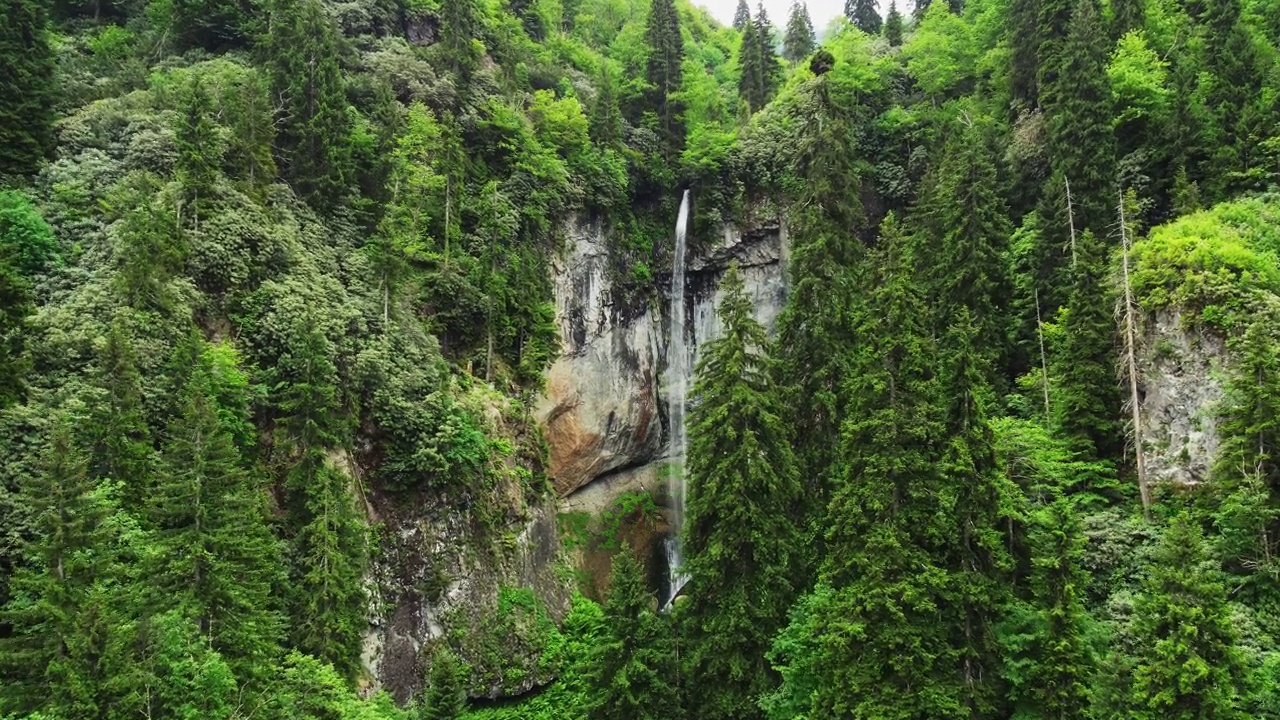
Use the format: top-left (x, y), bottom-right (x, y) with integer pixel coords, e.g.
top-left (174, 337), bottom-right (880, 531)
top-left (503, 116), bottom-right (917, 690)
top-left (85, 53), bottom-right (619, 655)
top-left (695, 0), bottom-right (850, 34)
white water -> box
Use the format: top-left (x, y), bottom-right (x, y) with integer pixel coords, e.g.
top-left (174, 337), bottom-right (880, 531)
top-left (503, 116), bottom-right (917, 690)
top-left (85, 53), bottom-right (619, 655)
top-left (665, 190), bottom-right (691, 607)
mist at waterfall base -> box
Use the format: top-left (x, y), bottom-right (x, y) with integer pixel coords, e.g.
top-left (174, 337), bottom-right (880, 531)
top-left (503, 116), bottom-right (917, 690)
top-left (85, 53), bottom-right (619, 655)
top-left (664, 189), bottom-right (692, 609)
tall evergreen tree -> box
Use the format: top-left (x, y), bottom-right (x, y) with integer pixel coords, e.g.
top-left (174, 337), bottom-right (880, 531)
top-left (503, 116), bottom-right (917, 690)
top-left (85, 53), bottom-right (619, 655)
top-left (1035, 0), bottom-right (1073, 113)
top-left (175, 76), bottom-right (221, 227)
top-left (1130, 516), bottom-right (1248, 719)
top-left (1111, 0), bottom-right (1144, 37)
top-left (917, 122), bottom-right (1012, 369)
top-left (1008, 0), bottom-right (1039, 107)
top-left (755, 5), bottom-right (782, 105)
top-left (884, 1), bottom-right (905, 45)
top-left (732, 0), bottom-right (750, 29)
top-left (644, 0), bottom-right (685, 160)
top-left (590, 66), bottom-right (623, 146)
top-left (1200, 0), bottom-right (1270, 197)
top-left (265, 0), bottom-right (353, 209)
top-left (87, 320), bottom-right (155, 505)
top-left (1215, 318), bottom-right (1280, 492)
top-left (419, 649), bottom-right (468, 720)
top-left (1053, 228), bottom-right (1121, 473)
top-left (811, 213), bottom-right (967, 718)
top-left (0, 0), bottom-right (55, 179)
top-left (587, 547), bottom-right (677, 720)
top-left (782, 2), bottom-right (815, 63)
top-left (149, 359), bottom-right (285, 683)
top-left (684, 263), bottom-right (803, 720)
top-left (737, 13), bottom-right (765, 111)
top-left (1003, 501), bottom-right (1094, 718)
top-left (440, 0), bottom-right (482, 76)
top-left (846, 0), bottom-right (883, 34)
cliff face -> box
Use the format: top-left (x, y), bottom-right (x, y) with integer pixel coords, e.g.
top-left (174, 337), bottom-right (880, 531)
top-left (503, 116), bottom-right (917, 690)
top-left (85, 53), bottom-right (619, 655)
top-left (538, 214), bottom-right (787, 589)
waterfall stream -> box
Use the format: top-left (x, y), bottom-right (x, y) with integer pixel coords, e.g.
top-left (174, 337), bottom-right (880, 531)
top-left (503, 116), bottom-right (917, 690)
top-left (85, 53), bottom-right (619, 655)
top-left (665, 189), bottom-right (691, 607)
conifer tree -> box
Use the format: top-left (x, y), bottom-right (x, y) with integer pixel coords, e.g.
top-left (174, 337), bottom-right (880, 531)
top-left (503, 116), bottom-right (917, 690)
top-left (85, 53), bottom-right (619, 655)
top-left (1215, 318), bottom-right (1280, 492)
top-left (1052, 228), bottom-right (1121, 471)
top-left (87, 320), bottom-right (155, 505)
top-left (813, 213), bottom-right (966, 718)
top-left (1035, 0), bottom-right (1073, 113)
top-left (175, 76), bottom-right (220, 227)
top-left (884, 1), bottom-right (905, 45)
top-left (0, 0), bottom-right (55, 179)
top-left (1111, 0), bottom-right (1144, 37)
top-left (846, 0), bottom-right (883, 34)
top-left (644, 0), bottom-right (685, 160)
top-left (1008, 501), bottom-right (1094, 718)
top-left (0, 258), bottom-right (30, 408)
top-left (419, 649), bottom-right (468, 720)
top-left (782, 2), bottom-right (815, 63)
top-left (150, 360), bottom-right (285, 682)
top-left (1130, 516), bottom-right (1248, 719)
top-left (1201, 0), bottom-right (1269, 197)
top-left (587, 547), bottom-right (677, 720)
top-left (1008, 0), bottom-right (1039, 107)
top-left (0, 424), bottom-right (120, 716)
top-left (732, 0), bottom-right (750, 29)
top-left (737, 14), bottom-right (765, 111)
top-left (684, 263), bottom-right (803, 720)
top-left (441, 0), bottom-right (482, 76)
top-left (918, 122), bottom-right (1012, 368)
top-left (590, 66), bottom-right (623, 146)
top-left (265, 0), bottom-right (352, 209)
top-left (755, 5), bottom-right (782, 105)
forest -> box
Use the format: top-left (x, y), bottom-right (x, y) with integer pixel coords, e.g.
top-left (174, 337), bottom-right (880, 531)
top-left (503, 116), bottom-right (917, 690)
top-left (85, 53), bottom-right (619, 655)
top-left (0, 0), bottom-right (1279, 714)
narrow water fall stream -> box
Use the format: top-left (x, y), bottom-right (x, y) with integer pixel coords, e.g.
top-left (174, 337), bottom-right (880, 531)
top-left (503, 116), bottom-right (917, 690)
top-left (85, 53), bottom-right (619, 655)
top-left (665, 189), bottom-right (691, 608)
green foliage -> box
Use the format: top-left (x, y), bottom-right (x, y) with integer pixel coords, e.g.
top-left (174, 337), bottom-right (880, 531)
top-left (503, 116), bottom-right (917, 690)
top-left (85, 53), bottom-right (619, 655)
top-left (782, 2), bottom-right (815, 62)
top-left (0, 0), bottom-right (55, 178)
top-left (885, 1), bottom-right (905, 45)
top-left (846, 0), bottom-right (883, 33)
top-left (684, 263), bottom-right (803, 720)
top-left (420, 649), bottom-right (469, 720)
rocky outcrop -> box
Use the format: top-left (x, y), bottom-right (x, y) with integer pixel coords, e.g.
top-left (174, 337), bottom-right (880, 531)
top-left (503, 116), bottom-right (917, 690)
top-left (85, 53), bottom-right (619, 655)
top-left (1137, 309), bottom-right (1226, 487)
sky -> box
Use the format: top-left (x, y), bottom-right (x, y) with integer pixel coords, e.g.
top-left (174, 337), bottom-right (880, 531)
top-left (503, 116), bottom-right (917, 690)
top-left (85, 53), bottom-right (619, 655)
top-left (697, 0), bottom-right (847, 34)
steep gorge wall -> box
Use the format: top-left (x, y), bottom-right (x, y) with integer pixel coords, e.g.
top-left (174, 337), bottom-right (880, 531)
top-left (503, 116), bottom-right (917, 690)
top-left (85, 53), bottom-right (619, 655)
top-left (538, 214), bottom-right (787, 591)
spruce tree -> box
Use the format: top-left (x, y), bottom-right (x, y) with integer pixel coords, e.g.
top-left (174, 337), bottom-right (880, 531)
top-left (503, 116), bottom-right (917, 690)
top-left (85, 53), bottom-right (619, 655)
top-left (754, 5), bottom-right (782, 105)
top-left (737, 14), bottom-right (765, 111)
top-left (1201, 0), bottom-right (1269, 197)
top-left (884, 1), bottom-right (905, 45)
top-left (782, 2), bottom-right (815, 63)
top-left (265, 0), bottom-right (353, 210)
top-left (589, 66), bottom-right (623, 146)
top-left (149, 360), bottom-right (285, 683)
top-left (846, 0), bottom-right (883, 34)
top-left (644, 0), bottom-right (685, 160)
top-left (1216, 318), bottom-right (1280, 492)
top-left (0, 424), bottom-right (120, 716)
top-left (587, 547), bottom-right (677, 720)
top-left (1111, 0), bottom-right (1144, 37)
top-left (175, 76), bottom-right (220, 227)
top-left (1008, 0), bottom-right (1039, 107)
top-left (1052, 228), bottom-right (1121, 472)
top-left (0, 0), bottom-right (55, 179)
top-left (419, 649), bottom-right (468, 720)
top-left (814, 213), bottom-right (966, 718)
top-left (1012, 501), bottom-right (1094, 718)
top-left (87, 320), bottom-right (155, 505)
top-left (917, 122), bottom-right (1012, 369)
top-left (684, 262), bottom-right (803, 720)
top-left (732, 0), bottom-right (750, 30)
top-left (0, 259), bottom-right (30, 408)
top-left (440, 0), bottom-right (482, 76)
top-left (1035, 0), bottom-right (1073, 113)
top-left (1130, 516), bottom-right (1248, 719)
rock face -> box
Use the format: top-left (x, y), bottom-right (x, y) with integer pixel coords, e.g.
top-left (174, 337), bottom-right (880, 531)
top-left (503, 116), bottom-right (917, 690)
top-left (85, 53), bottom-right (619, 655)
top-left (538, 213), bottom-right (787, 589)
top-left (1137, 309), bottom-right (1226, 487)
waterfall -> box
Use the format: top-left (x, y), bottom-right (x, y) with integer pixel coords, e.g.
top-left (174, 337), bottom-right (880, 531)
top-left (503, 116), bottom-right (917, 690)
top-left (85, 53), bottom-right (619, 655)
top-left (665, 189), bottom-right (691, 607)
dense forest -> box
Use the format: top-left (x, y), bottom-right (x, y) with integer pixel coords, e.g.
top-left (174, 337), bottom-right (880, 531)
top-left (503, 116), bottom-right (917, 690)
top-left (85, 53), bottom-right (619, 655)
top-left (1, 0), bottom-right (1279, 713)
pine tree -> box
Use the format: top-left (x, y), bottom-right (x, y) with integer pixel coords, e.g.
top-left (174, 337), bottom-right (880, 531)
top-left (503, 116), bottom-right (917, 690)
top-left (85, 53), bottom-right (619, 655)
top-left (0, 0), bottom-right (55, 179)
top-left (149, 359), bottom-right (285, 683)
top-left (812, 213), bottom-right (966, 718)
top-left (1012, 501), bottom-right (1094, 718)
top-left (1201, 0), bottom-right (1269, 197)
top-left (590, 66), bottom-right (623, 146)
top-left (884, 1), bottom-right (905, 45)
top-left (1053, 229), bottom-right (1121, 471)
top-left (846, 0), bottom-right (883, 34)
top-left (0, 424), bottom-right (119, 716)
top-left (732, 0), bottom-right (750, 29)
top-left (0, 259), bottom-right (30, 408)
top-left (419, 649), bottom-right (468, 720)
top-left (1035, 0), bottom-right (1073, 113)
top-left (440, 0), bottom-right (482, 76)
top-left (755, 4), bottom-right (782, 105)
top-left (87, 320), bottom-right (155, 505)
top-left (265, 0), bottom-right (353, 209)
top-left (1008, 0), bottom-right (1039, 107)
top-left (1130, 516), bottom-right (1248, 719)
top-left (276, 321), bottom-right (367, 678)
top-left (684, 263), bottom-right (803, 720)
top-left (775, 75), bottom-right (863, 552)
top-left (1111, 0), bottom-right (1144, 37)
top-left (737, 13), bottom-right (765, 111)
top-left (644, 0), bottom-right (685, 160)
top-left (782, 2), bottom-right (815, 63)
top-left (587, 547), bottom-right (677, 720)
top-left (917, 122), bottom-right (1012, 369)
top-left (1216, 318), bottom-right (1280, 492)
top-left (174, 76), bottom-right (221, 228)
